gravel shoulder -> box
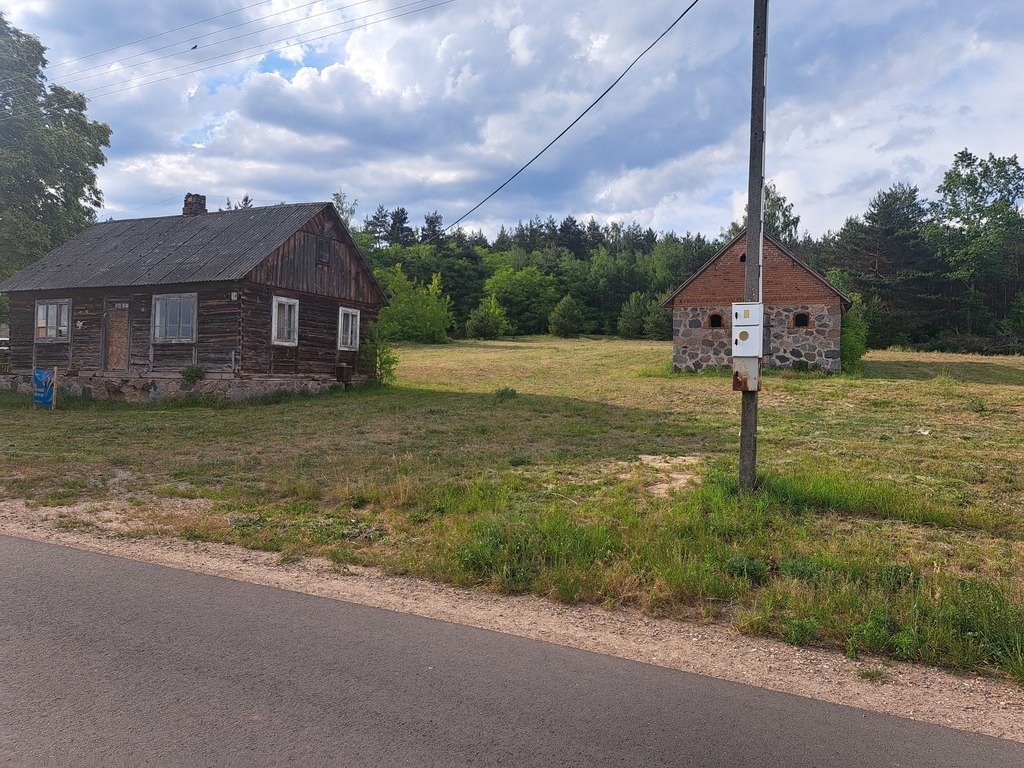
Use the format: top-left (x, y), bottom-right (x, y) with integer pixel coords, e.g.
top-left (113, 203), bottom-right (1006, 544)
top-left (2, 498), bottom-right (1022, 744)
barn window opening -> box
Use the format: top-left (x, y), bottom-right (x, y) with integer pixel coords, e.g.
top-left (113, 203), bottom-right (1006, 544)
top-left (709, 313), bottom-right (723, 328)
top-left (35, 299), bottom-right (71, 342)
top-left (272, 296), bottom-right (299, 346)
top-left (153, 294), bottom-right (197, 343)
top-left (338, 307), bottom-right (361, 351)
top-left (316, 236), bottom-right (331, 267)
top-left (739, 253), bottom-right (746, 262)
top-left (794, 312), bottom-right (810, 328)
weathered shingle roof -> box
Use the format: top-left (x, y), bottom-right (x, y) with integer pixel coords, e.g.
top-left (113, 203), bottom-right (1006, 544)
top-left (0, 202), bottom-right (331, 292)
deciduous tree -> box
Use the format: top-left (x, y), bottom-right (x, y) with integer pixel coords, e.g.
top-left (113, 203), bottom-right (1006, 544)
top-left (0, 12), bottom-right (111, 321)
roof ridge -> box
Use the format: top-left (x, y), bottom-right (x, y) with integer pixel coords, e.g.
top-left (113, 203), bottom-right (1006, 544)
top-left (96, 201), bottom-right (329, 227)
top-left (0, 202), bottom-right (334, 293)
top-left (660, 228), bottom-right (851, 309)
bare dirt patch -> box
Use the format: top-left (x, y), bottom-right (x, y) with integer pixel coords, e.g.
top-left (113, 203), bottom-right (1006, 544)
top-left (614, 454), bottom-right (701, 497)
top-left (2, 500), bottom-right (1022, 744)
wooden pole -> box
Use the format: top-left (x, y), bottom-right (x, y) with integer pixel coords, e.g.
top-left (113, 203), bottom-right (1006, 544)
top-left (52, 367), bottom-right (58, 411)
top-left (739, 0), bottom-right (769, 493)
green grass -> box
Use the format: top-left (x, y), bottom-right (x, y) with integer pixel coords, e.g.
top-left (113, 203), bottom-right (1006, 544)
top-left (1, 338), bottom-right (1022, 681)
top-left (856, 666), bottom-right (890, 683)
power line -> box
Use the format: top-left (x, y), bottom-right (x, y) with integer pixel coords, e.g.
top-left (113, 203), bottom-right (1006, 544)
top-left (3, 0), bottom-right (415, 104)
top-left (47, 0), bottom-right (279, 69)
top-left (442, 0), bottom-right (703, 235)
top-left (0, 0), bottom-right (454, 119)
top-left (85, 0), bottom-right (453, 100)
top-left (48, 0), bottom-right (380, 90)
top-left (101, 193), bottom-right (295, 219)
top-left (98, 195), bottom-right (179, 216)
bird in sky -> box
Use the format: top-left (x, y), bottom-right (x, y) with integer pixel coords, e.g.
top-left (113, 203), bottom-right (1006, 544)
top-left (190, 44), bottom-right (198, 50)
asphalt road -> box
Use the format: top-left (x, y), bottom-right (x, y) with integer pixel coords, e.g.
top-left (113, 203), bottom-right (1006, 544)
top-left (1, 535), bottom-right (1021, 768)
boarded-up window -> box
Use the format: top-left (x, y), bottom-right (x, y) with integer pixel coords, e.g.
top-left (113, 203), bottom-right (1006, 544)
top-left (272, 296), bottom-right (299, 346)
top-left (316, 236), bottom-right (331, 267)
top-left (338, 307), bottom-right (360, 351)
top-left (153, 294), bottom-right (197, 342)
top-left (35, 299), bottom-right (71, 342)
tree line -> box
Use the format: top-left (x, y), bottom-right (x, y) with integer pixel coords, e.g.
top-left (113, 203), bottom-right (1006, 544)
top-left (1, 13), bottom-right (1021, 354)
top-left (359, 151), bottom-right (1024, 353)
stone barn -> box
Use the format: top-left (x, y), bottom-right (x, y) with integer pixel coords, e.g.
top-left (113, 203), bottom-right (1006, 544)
top-left (0, 194), bottom-right (387, 401)
top-left (662, 230), bottom-right (851, 373)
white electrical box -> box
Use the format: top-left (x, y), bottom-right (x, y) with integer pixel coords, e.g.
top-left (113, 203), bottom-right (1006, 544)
top-left (731, 302), bottom-right (764, 358)
top-left (732, 302), bottom-right (763, 327)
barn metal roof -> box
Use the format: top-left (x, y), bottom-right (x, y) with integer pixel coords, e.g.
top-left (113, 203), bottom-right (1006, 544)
top-left (0, 203), bottom-right (332, 292)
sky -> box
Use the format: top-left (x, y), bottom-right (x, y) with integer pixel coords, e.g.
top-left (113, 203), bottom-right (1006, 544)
top-left (7, 0), bottom-right (1024, 238)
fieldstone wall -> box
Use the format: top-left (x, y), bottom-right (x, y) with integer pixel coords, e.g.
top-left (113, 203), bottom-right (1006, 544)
top-left (672, 303), bottom-right (842, 373)
top-left (1, 371), bottom-right (364, 403)
top-left (672, 306), bottom-right (733, 371)
top-left (766, 304), bottom-right (842, 372)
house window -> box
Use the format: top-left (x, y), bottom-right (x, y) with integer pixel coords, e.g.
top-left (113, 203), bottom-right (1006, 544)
top-left (272, 296), bottom-right (299, 346)
top-left (709, 313), bottom-right (724, 328)
top-left (740, 253), bottom-right (746, 262)
top-left (35, 299), bottom-right (71, 342)
top-left (794, 312), bottom-right (810, 328)
top-left (153, 294), bottom-right (197, 343)
top-left (338, 307), bottom-right (360, 351)
top-left (316, 236), bottom-right (331, 267)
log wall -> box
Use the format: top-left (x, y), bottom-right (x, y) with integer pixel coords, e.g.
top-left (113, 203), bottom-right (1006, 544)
top-left (5, 285), bottom-right (241, 375)
top-left (239, 284), bottom-right (379, 377)
top-left (241, 207), bottom-right (385, 377)
top-left (247, 208), bottom-right (384, 305)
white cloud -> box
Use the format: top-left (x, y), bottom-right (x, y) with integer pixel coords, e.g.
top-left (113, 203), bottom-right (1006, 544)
top-left (507, 25), bottom-right (534, 66)
top-left (9, 0), bottom-right (1020, 238)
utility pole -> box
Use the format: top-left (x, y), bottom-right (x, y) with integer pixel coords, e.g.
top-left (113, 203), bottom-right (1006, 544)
top-left (738, 0), bottom-right (768, 492)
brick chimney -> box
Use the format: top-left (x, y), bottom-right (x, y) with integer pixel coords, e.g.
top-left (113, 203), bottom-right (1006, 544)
top-left (182, 193), bottom-right (207, 216)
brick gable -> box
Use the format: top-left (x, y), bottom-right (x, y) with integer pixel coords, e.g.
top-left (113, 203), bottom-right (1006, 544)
top-left (669, 233), bottom-right (843, 309)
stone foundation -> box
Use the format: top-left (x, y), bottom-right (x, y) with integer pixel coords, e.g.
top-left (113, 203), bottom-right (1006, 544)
top-left (672, 304), bottom-right (842, 373)
top-left (1, 370), bottom-right (363, 403)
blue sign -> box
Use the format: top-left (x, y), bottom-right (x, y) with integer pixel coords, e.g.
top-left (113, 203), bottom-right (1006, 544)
top-left (33, 368), bottom-right (56, 409)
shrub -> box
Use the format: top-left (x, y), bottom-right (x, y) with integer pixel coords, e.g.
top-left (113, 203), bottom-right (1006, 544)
top-left (465, 295), bottom-right (512, 339)
top-left (617, 293), bottom-right (650, 339)
top-left (643, 302), bottom-right (673, 340)
top-left (549, 295), bottom-right (585, 338)
top-left (998, 291), bottom-right (1024, 336)
top-left (181, 365), bottom-right (205, 387)
top-left (484, 266), bottom-right (559, 335)
top-left (359, 322), bottom-right (398, 386)
top-left (376, 264), bottom-right (453, 343)
top-left (841, 294), bottom-right (868, 372)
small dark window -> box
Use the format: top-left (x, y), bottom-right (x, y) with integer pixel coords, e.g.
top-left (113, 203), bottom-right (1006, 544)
top-left (794, 312), bottom-right (810, 328)
top-left (739, 253), bottom-right (746, 262)
top-left (709, 313), bottom-right (723, 328)
top-left (316, 236), bottom-right (331, 266)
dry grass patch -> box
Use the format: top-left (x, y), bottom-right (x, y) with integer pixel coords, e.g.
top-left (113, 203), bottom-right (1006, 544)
top-left (1, 338), bottom-right (1022, 681)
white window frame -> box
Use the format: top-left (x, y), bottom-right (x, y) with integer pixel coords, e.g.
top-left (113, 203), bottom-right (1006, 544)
top-left (337, 307), bottom-right (360, 351)
top-left (34, 299), bottom-right (71, 343)
top-left (152, 293), bottom-right (197, 344)
top-left (272, 296), bottom-right (299, 347)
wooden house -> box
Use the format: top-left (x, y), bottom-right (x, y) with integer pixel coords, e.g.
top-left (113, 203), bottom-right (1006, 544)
top-left (662, 230), bottom-right (851, 373)
top-left (0, 194), bottom-right (387, 400)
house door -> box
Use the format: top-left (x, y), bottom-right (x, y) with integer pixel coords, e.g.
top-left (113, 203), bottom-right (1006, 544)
top-left (105, 301), bottom-right (129, 371)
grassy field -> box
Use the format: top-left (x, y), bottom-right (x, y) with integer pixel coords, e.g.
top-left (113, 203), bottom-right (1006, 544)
top-left (2, 337), bottom-right (1023, 681)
